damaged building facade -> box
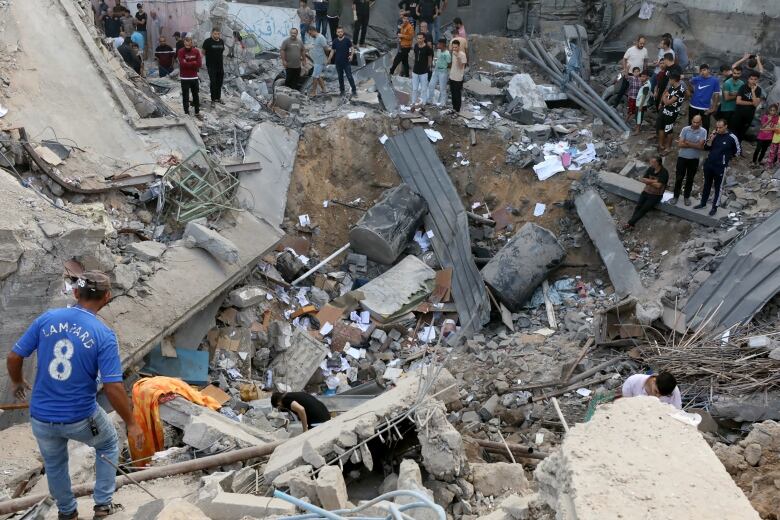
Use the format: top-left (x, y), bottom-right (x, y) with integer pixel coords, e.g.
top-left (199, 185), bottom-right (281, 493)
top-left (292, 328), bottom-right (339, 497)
top-left (2, 0), bottom-right (780, 519)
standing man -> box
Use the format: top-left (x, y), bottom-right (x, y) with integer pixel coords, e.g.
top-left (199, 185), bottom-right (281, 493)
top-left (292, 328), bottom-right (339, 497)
top-left (6, 271), bottom-right (144, 520)
top-left (623, 156), bottom-right (669, 229)
top-left (432, 0), bottom-right (447, 42)
top-left (173, 31), bottom-right (185, 55)
top-left (134, 3), bottom-right (148, 59)
top-left (389, 13), bottom-right (414, 77)
top-left (671, 114), bottom-right (707, 206)
top-left (656, 72), bottom-right (685, 155)
top-left (616, 36), bottom-right (648, 106)
top-left (271, 392), bottom-right (330, 431)
top-left (398, 0), bottom-right (419, 31)
top-left (280, 28), bottom-right (306, 90)
top-left (663, 32), bottom-right (688, 70)
top-left (449, 38), bottom-right (466, 113)
top-left (326, 0), bottom-right (342, 42)
top-left (714, 64), bottom-right (732, 122)
top-left (147, 11), bottom-right (162, 58)
top-left (202, 29), bottom-right (225, 105)
top-left (177, 36), bottom-right (202, 117)
top-left (694, 119), bottom-right (740, 216)
top-left (307, 26), bottom-right (330, 96)
top-left (719, 65), bottom-right (744, 130)
top-left (417, 0), bottom-right (437, 35)
top-left (687, 64), bottom-right (720, 133)
top-left (329, 27), bottom-right (356, 97)
top-left (352, 0), bottom-right (371, 48)
top-left (120, 8), bottom-right (135, 40)
top-left (410, 33), bottom-right (432, 111)
top-left (104, 9), bottom-right (122, 38)
top-left (733, 53), bottom-right (764, 81)
top-left (313, 0), bottom-right (329, 39)
top-left (733, 71), bottom-right (763, 143)
top-left (427, 38), bottom-right (450, 106)
top-left (154, 35), bottom-right (176, 78)
top-left (297, 0), bottom-right (315, 43)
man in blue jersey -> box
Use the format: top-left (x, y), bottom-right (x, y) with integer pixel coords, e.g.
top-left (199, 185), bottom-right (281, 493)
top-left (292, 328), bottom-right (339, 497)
top-left (7, 271), bottom-right (144, 520)
top-left (687, 64), bottom-right (720, 133)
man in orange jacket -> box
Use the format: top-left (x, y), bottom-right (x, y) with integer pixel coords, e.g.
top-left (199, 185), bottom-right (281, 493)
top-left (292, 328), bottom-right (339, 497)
top-left (389, 13), bottom-right (414, 77)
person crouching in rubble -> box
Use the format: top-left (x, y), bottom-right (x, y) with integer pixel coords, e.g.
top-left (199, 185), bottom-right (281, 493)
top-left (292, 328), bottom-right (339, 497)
top-left (620, 371), bottom-right (682, 409)
top-left (271, 391), bottom-right (331, 432)
top-left (6, 271), bottom-right (144, 520)
top-left (622, 155), bottom-right (668, 230)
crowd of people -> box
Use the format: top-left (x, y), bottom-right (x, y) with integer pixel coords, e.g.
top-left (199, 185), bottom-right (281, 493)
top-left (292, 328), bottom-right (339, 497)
top-left (616, 34), bottom-right (770, 226)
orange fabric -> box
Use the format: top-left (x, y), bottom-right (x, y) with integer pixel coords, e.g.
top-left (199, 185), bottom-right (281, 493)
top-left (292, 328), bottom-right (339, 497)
top-left (129, 376), bottom-right (221, 465)
top-left (399, 23), bottom-right (414, 49)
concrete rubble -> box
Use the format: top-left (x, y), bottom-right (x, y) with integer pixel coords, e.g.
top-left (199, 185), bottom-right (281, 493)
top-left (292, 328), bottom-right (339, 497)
top-left (2, 0), bottom-right (780, 518)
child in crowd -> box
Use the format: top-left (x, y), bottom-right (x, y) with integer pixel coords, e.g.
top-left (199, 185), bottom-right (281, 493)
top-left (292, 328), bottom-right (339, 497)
top-left (634, 70), bottom-right (652, 134)
top-left (766, 107), bottom-right (780, 167)
top-left (626, 66), bottom-right (642, 122)
top-left (754, 104), bottom-right (778, 165)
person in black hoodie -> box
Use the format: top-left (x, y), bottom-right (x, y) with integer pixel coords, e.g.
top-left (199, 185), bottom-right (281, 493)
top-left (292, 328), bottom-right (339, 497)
top-left (694, 119), bottom-right (741, 216)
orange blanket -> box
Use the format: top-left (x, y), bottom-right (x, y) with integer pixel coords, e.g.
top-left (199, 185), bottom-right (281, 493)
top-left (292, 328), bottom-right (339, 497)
top-left (129, 376), bottom-right (221, 465)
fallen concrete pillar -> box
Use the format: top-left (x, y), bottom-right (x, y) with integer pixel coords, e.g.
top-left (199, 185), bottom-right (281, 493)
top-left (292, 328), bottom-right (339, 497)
top-left (349, 184), bottom-right (427, 265)
top-left (597, 170), bottom-right (723, 226)
top-left (184, 221), bottom-right (240, 265)
top-left (480, 223), bottom-right (565, 312)
top-left (415, 400), bottom-right (467, 480)
top-left (575, 190), bottom-right (644, 299)
top-left (534, 397), bottom-right (761, 519)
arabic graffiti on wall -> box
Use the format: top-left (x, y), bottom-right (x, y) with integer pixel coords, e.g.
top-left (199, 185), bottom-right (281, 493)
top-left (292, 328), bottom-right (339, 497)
top-left (226, 4), bottom-right (299, 49)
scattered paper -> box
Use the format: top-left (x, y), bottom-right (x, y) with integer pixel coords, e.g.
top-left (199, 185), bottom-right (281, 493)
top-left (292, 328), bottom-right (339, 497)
top-left (425, 230), bottom-right (434, 239)
top-left (532, 327), bottom-right (556, 337)
top-left (418, 326), bottom-right (437, 343)
top-left (319, 322), bottom-right (333, 335)
top-left (572, 143), bottom-right (597, 166)
top-left (298, 214), bottom-right (311, 227)
top-left (535, 433), bottom-right (544, 445)
top-left (661, 250), bottom-right (668, 256)
top-left (379, 134), bottom-right (388, 144)
top-left (460, 160), bottom-right (470, 166)
top-left (323, 200), bottom-right (329, 208)
top-left (491, 111), bottom-right (502, 119)
top-left (383, 367), bottom-right (404, 380)
top-left (424, 129), bottom-right (444, 142)
top-left (0, 104), bottom-right (7, 118)
top-left (533, 203), bottom-right (546, 217)
top-left (347, 111), bottom-right (366, 119)
top-left (471, 202), bottom-right (482, 209)
top-left (576, 388), bottom-right (592, 397)
top-left (344, 346), bottom-right (366, 359)
top-left (661, 191), bottom-right (675, 203)
top-left (533, 156), bottom-right (565, 181)
top-left (413, 230), bottom-right (431, 252)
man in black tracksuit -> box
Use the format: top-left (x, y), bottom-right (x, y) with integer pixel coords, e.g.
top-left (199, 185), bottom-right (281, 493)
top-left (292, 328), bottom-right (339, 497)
top-left (202, 29), bottom-right (225, 104)
top-left (694, 119), bottom-right (741, 216)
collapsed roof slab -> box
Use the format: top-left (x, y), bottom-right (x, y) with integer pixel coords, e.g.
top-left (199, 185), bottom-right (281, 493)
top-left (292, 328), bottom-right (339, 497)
top-left (103, 212), bottom-right (283, 371)
top-left (597, 170), bottom-right (724, 226)
top-left (535, 396), bottom-right (761, 520)
top-left (575, 190), bottom-right (644, 299)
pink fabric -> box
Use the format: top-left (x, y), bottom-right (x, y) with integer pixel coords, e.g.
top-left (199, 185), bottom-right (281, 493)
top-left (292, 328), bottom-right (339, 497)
top-left (758, 115), bottom-right (779, 141)
top-left (621, 374), bottom-right (682, 409)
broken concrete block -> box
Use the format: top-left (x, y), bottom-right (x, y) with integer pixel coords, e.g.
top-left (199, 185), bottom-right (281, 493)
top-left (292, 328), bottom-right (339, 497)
top-left (349, 184), bottom-right (427, 264)
top-left (112, 263), bottom-right (139, 291)
top-left (127, 240), bottom-right (167, 261)
top-left (308, 286), bottom-right (330, 308)
top-left (337, 429), bottom-right (358, 448)
top-left (416, 401), bottom-right (467, 480)
top-left (507, 74), bottom-right (547, 113)
top-left (0, 231), bottom-right (23, 280)
top-left (471, 463), bottom-right (528, 497)
top-left (229, 286), bottom-right (267, 308)
top-left (277, 250), bottom-right (306, 282)
top-left (464, 78), bottom-right (502, 99)
top-left (743, 443), bottom-right (762, 466)
top-left (184, 221), bottom-right (240, 265)
top-left (478, 394), bottom-right (500, 421)
top-left (481, 223), bottom-right (565, 311)
top-left (268, 329), bottom-right (329, 391)
top-left (302, 439), bottom-right (327, 468)
top-left (396, 459), bottom-right (437, 520)
top-left (268, 320), bottom-right (292, 352)
top-left (462, 410), bottom-right (481, 424)
top-left (201, 492), bottom-right (296, 519)
top-left (359, 255), bottom-right (436, 322)
top-left (153, 498), bottom-right (211, 520)
top-left (316, 465), bottom-right (349, 510)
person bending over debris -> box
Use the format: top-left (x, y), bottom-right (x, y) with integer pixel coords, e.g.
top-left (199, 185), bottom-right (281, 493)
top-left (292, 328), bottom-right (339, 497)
top-left (272, 391), bottom-right (331, 431)
top-left (623, 155), bottom-right (668, 230)
top-left (117, 36), bottom-right (141, 74)
top-left (329, 26), bottom-right (356, 97)
top-left (694, 118), bottom-right (740, 216)
top-left (202, 28), bottom-right (226, 104)
top-left (620, 372), bottom-right (682, 409)
top-left (177, 36), bottom-right (202, 117)
top-left (6, 271), bottom-right (145, 520)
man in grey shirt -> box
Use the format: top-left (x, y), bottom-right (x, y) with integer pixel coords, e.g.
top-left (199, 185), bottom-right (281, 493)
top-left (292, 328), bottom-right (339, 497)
top-left (307, 25), bottom-right (330, 96)
top-left (281, 27), bottom-right (307, 89)
top-left (672, 114), bottom-right (707, 205)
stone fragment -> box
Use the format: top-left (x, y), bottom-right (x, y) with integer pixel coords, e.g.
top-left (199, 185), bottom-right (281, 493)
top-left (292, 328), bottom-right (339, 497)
top-left (316, 466), bottom-right (349, 510)
top-left (470, 463), bottom-right (529, 497)
top-left (743, 443), bottom-right (762, 466)
top-left (229, 286), bottom-right (267, 308)
top-left (184, 221), bottom-right (240, 264)
top-left (416, 401), bottom-right (466, 480)
top-left (302, 439), bottom-right (326, 468)
top-left (127, 240), bottom-right (167, 261)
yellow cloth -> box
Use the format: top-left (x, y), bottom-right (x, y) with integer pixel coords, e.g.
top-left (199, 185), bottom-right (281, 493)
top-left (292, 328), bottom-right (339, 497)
top-left (773, 122), bottom-right (780, 144)
top-left (129, 376), bottom-right (221, 465)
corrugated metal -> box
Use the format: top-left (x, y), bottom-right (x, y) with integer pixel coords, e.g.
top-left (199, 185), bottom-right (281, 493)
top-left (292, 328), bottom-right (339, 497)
top-left (684, 210), bottom-right (780, 331)
top-left (384, 128), bottom-right (490, 339)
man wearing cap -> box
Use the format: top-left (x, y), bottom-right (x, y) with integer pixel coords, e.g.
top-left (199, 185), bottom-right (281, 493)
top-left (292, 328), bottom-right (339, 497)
top-left (6, 271), bottom-right (144, 520)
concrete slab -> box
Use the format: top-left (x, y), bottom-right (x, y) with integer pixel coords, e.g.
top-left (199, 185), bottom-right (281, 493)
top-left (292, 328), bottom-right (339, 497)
top-left (535, 396), bottom-right (761, 519)
top-left (359, 255), bottom-right (436, 322)
top-left (575, 190), bottom-right (644, 299)
top-left (268, 329), bottom-right (330, 392)
top-left (597, 170), bottom-right (724, 226)
top-left (239, 122), bottom-right (300, 227)
top-left (103, 212), bottom-right (283, 370)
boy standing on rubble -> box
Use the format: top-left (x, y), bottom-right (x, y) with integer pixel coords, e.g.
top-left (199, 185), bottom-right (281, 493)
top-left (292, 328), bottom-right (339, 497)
top-left (634, 69), bottom-right (652, 135)
top-left (6, 271), bottom-right (144, 520)
top-left (449, 39), bottom-right (466, 114)
top-left (177, 36), bottom-right (202, 117)
top-left (427, 38), bottom-right (451, 106)
top-left (620, 372), bottom-right (682, 409)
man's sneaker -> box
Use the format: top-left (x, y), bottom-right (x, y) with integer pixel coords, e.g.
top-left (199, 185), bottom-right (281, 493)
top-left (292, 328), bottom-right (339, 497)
top-left (684, 197), bottom-right (691, 206)
top-left (58, 510), bottom-right (78, 520)
top-left (669, 197), bottom-right (678, 205)
top-left (693, 203), bottom-right (706, 210)
top-left (350, 90), bottom-right (357, 97)
top-left (708, 207), bottom-right (717, 216)
top-left (93, 503), bottom-right (124, 519)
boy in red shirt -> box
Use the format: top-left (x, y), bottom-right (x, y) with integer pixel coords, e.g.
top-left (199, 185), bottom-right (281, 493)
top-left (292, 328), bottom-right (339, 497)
top-left (177, 36), bottom-right (202, 117)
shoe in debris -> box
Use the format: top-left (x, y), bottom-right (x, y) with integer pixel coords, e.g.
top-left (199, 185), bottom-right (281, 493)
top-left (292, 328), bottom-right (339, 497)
top-left (693, 203), bottom-right (706, 209)
top-left (58, 511), bottom-right (78, 520)
top-left (708, 207), bottom-right (717, 216)
top-left (93, 503), bottom-right (124, 519)
top-left (669, 197), bottom-right (678, 205)
top-left (684, 197), bottom-right (691, 206)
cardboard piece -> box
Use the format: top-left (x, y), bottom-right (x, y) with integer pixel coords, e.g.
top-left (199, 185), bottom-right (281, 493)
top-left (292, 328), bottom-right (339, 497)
top-left (200, 384), bottom-right (231, 406)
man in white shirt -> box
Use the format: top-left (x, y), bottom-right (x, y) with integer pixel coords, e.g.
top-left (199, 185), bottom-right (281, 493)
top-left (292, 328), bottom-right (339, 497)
top-left (615, 36), bottom-right (648, 104)
top-left (620, 372), bottom-right (682, 409)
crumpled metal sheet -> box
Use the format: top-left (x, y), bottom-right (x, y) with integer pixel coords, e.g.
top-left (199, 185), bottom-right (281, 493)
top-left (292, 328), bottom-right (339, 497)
top-left (384, 128), bottom-right (490, 340)
top-left (684, 209), bottom-right (780, 332)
